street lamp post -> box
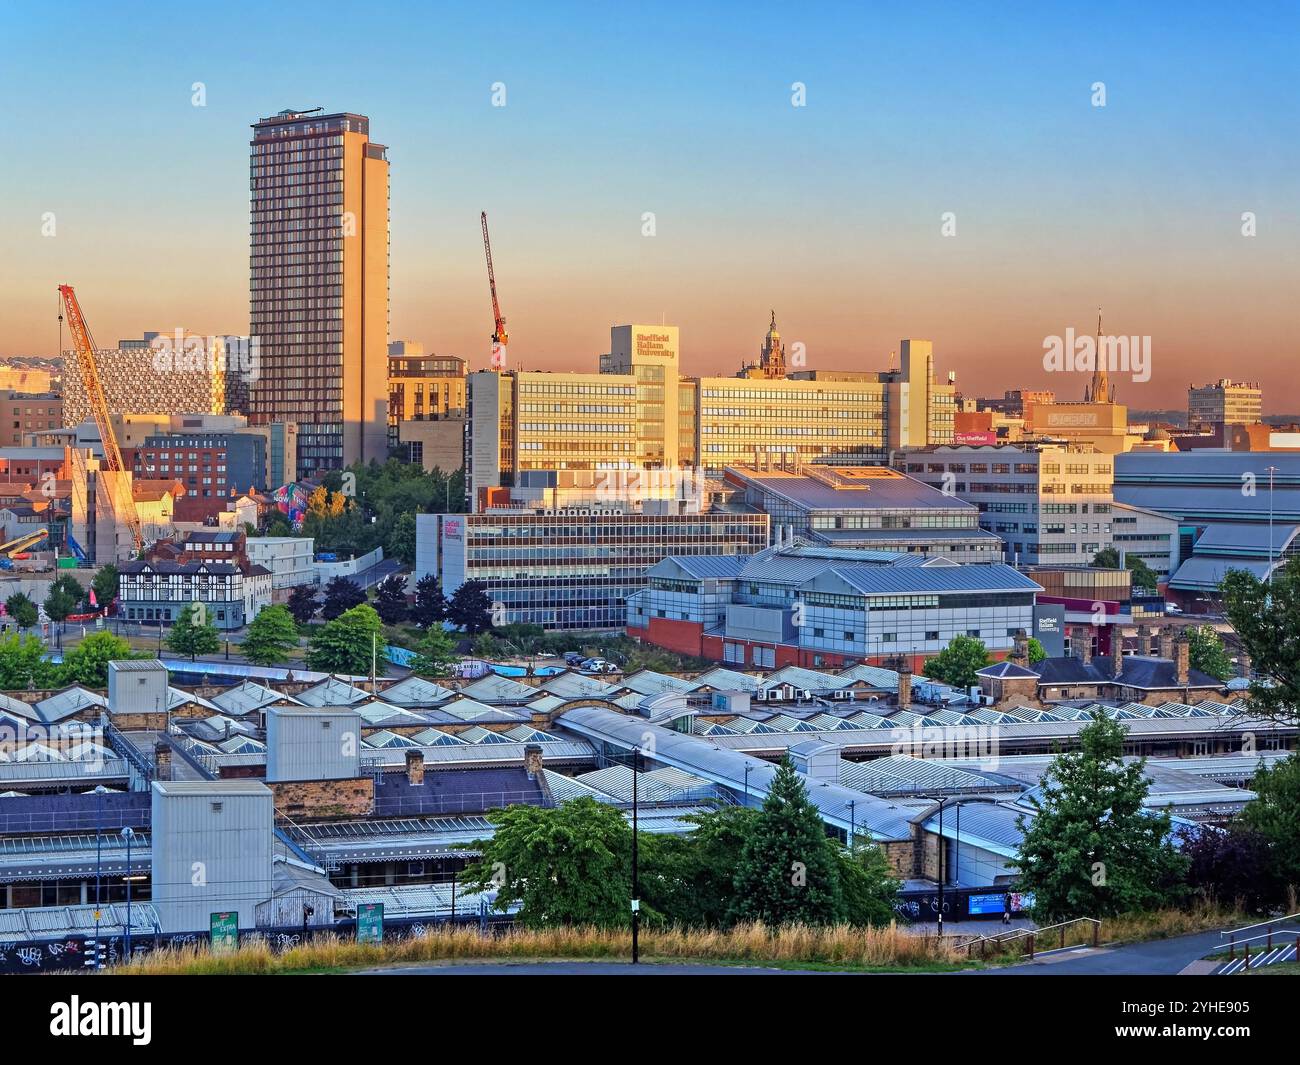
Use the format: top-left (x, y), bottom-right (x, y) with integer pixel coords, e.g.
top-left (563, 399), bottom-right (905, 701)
top-left (631, 745), bottom-right (640, 965)
top-left (93, 784), bottom-right (107, 970)
top-left (122, 826), bottom-right (135, 957)
top-left (847, 799), bottom-right (856, 848)
top-left (936, 799), bottom-right (946, 936)
top-left (743, 763), bottom-right (752, 804)
top-left (1267, 465), bottom-right (1279, 590)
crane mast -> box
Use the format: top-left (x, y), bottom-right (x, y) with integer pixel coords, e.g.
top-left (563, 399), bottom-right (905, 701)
top-left (481, 211), bottom-right (508, 370)
top-left (57, 284), bottom-right (144, 551)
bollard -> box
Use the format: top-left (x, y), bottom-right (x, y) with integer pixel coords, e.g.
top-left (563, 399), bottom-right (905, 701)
top-left (1060, 925), bottom-right (1066, 949)
top-left (1092, 922), bottom-right (1100, 948)
top-left (1228, 936), bottom-right (1234, 960)
top-left (1028, 933), bottom-right (1036, 960)
top-left (1242, 943), bottom-right (1249, 973)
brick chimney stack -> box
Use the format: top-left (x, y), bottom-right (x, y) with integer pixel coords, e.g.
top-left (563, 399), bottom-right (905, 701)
top-left (1111, 629), bottom-right (1125, 677)
top-left (1078, 628), bottom-right (1093, 665)
top-left (405, 749), bottom-right (425, 787)
top-left (1159, 625), bottom-right (1175, 661)
top-left (1238, 651), bottom-right (1252, 679)
top-left (524, 743), bottom-right (544, 780)
top-left (1175, 631), bottom-right (1190, 687)
top-left (1136, 623), bottom-right (1152, 656)
top-left (897, 664), bottom-right (912, 708)
top-left (1013, 628), bottom-right (1029, 662)
top-left (153, 740), bottom-right (172, 782)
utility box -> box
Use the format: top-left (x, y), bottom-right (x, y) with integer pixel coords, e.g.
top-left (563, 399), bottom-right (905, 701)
top-left (150, 779), bottom-right (273, 935)
top-left (266, 706), bottom-right (362, 783)
top-left (108, 659), bottom-right (170, 717)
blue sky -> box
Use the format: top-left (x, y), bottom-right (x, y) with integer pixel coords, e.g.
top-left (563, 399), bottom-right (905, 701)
top-left (2, 1), bottom-right (1297, 407)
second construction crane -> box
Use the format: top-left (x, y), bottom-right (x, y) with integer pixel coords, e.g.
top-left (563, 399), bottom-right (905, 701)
top-left (481, 211), bottom-right (508, 370)
top-left (57, 284), bottom-right (144, 552)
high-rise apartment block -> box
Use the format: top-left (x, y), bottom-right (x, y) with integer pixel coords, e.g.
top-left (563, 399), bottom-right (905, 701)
top-left (1187, 379), bottom-right (1262, 430)
top-left (249, 109), bottom-right (389, 477)
top-left (467, 322), bottom-right (955, 505)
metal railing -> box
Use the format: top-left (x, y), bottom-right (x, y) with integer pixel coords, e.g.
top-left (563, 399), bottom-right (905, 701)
top-left (1218, 912), bottom-right (1300, 967)
top-left (960, 917), bottom-right (1102, 960)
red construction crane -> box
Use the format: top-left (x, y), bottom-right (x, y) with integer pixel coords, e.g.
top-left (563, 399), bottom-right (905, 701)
top-left (480, 211), bottom-right (508, 370)
top-left (57, 284), bottom-right (144, 551)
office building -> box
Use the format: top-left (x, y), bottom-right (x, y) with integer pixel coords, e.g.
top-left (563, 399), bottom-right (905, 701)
top-left (721, 463), bottom-right (1003, 561)
top-left (1188, 379), bottom-right (1263, 430)
top-left (896, 443), bottom-right (1121, 567)
top-left (126, 430), bottom-right (266, 522)
top-left (417, 507), bottom-right (770, 630)
top-left (467, 321), bottom-right (955, 502)
top-left (627, 541), bottom-right (1041, 670)
top-left (249, 109), bottom-right (389, 477)
top-left (0, 390), bottom-right (62, 447)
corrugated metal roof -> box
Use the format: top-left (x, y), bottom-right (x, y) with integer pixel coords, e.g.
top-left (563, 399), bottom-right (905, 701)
top-left (1169, 555), bottom-right (1277, 590)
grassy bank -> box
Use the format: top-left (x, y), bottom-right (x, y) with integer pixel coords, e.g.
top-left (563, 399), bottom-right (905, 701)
top-left (121, 921), bottom-right (964, 975)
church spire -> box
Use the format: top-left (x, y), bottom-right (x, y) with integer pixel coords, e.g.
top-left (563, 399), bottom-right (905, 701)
top-left (1087, 305), bottom-right (1112, 403)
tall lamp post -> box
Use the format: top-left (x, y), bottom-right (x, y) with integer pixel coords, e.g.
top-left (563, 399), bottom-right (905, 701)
top-left (1267, 465), bottom-right (1279, 591)
top-left (630, 745), bottom-right (640, 965)
top-left (121, 826), bottom-right (136, 957)
top-left (93, 785), bottom-right (108, 970)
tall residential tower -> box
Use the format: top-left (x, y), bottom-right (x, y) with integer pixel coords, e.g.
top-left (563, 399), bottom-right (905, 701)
top-left (249, 109), bottom-right (390, 477)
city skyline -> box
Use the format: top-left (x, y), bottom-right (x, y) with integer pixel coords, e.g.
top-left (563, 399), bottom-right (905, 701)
top-left (2, 2), bottom-right (1298, 411)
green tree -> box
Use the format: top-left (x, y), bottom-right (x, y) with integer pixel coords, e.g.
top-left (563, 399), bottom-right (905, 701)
top-left (0, 632), bottom-right (62, 689)
top-left (922, 635), bottom-right (991, 688)
top-left (730, 758), bottom-right (842, 926)
top-left (239, 604), bottom-right (299, 667)
top-left (1185, 624), bottom-right (1232, 681)
top-left (1013, 714), bottom-right (1188, 922)
top-left (447, 579), bottom-right (494, 634)
top-left (59, 632), bottom-right (143, 687)
top-left (4, 593), bottom-right (38, 630)
top-left (287, 584), bottom-right (319, 625)
top-left (1240, 754), bottom-right (1300, 893)
top-left (408, 624), bottom-right (458, 677)
top-left (387, 511), bottom-right (417, 566)
top-left (372, 573), bottom-right (409, 625)
top-left (1092, 547), bottom-right (1157, 593)
top-left (166, 604), bottom-right (221, 662)
top-left (306, 604), bottom-right (385, 675)
top-left (1026, 637), bottom-right (1047, 664)
top-left (459, 798), bottom-right (631, 928)
top-left (643, 805), bottom-right (759, 927)
top-left (1220, 559), bottom-right (1300, 725)
top-left (43, 585), bottom-right (78, 630)
top-left (834, 839), bottom-right (901, 927)
top-left (91, 564), bottom-right (119, 608)
top-left (409, 574), bottom-right (446, 629)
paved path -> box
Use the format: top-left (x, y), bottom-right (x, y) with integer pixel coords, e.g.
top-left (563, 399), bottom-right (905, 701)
top-left (974, 929), bottom-right (1225, 975)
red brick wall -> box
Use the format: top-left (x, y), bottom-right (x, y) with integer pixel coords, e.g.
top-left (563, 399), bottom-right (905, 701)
top-left (642, 616), bottom-right (704, 657)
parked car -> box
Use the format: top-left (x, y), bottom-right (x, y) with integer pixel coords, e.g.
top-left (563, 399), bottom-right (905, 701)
top-left (563, 652), bottom-right (585, 666)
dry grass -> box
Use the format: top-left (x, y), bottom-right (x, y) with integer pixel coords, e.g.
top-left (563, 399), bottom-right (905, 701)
top-left (119, 921), bottom-right (963, 975)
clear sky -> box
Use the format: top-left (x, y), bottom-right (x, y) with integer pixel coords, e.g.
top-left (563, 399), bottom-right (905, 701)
top-left (2, 1), bottom-right (1297, 410)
